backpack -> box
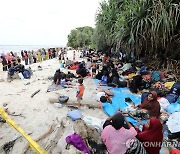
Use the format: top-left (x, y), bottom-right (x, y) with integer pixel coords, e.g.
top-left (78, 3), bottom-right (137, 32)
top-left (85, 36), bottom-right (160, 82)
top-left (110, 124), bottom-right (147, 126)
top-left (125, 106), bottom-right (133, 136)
top-left (8, 67), bottom-right (15, 76)
top-left (166, 93), bottom-right (178, 103)
top-left (171, 82), bottom-right (180, 96)
top-left (58, 95), bottom-right (69, 103)
top-left (22, 69), bottom-right (31, 79)
top-left (151, 71), bottom-right (161, 83)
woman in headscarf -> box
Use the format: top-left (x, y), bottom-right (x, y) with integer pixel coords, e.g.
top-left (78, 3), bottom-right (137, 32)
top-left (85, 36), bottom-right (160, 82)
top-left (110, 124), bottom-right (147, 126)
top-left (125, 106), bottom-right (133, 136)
top-left (7, 53), bottom-right (12, 68)
top-left (1, 55), bottom-right (8, 71)
top-left (136, 118), bottom-right (163, 154)
top-left (137, 91), bottom-right (160, 117)
top-left (101, 112), bottom-right (137, 154)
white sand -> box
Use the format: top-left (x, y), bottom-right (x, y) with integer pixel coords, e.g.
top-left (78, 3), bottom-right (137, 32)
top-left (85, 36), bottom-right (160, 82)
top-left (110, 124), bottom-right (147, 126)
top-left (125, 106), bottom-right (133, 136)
top-left (0, 50), bottom-right (108, 154)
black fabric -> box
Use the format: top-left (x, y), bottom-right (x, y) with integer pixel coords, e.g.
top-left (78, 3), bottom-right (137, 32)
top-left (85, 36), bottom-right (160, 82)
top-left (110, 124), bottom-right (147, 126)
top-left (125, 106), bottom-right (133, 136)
top-left (125, 139), bottom-right (147, 154)
top-left (76, 68), bottom-right (87, 77)
top-left (171, 81), bottom-right (180, 96)
top-left (88, 140), bottom-right (107, 154)
top-left (168, 131), bottom-right (180, 139)
top-left (53, 71), bottom-right (62, 83)
top-left (112, 113), bottom-right (125, 130)
top-left (103, 120), bottom-right (112, 129)
top-left (141, 92), bottom-right (149, 103)
top-left (112, 77), bottom-right (127, 88)
top-left (129, 75), bottom-right (143, 93)
top-left (96, 72), bottom-right (103, 80)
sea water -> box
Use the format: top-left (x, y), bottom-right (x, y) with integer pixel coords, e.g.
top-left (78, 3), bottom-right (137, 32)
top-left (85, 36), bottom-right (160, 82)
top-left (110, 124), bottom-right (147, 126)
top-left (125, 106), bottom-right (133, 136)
top-left (0, 45), bottom-right (64, 53)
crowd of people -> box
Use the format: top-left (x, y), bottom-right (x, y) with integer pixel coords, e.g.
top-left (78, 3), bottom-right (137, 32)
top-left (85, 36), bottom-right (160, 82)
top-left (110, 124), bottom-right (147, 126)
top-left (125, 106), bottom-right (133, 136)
top-left (51, 49), bottom-right (179, 154)
top-left (1, 47), bottom-right (179, 153)
top-left (0, 47), bottom-right (66, 71)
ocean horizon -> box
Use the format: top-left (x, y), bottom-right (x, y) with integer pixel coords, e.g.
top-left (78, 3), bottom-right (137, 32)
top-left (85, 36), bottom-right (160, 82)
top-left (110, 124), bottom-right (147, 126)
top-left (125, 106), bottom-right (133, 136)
top-left (0, 45), bottom-right (66, 53)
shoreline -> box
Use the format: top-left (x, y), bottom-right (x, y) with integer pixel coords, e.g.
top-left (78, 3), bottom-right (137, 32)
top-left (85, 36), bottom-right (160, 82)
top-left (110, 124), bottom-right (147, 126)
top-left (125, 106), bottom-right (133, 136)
top-left (0, 50), bottom-right (108, 154)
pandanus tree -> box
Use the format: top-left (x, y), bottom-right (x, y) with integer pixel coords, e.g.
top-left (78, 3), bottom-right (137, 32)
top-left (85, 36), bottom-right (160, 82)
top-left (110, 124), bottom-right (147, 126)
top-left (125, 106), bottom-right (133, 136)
top-left (94, 0), bottom-right (180, 67)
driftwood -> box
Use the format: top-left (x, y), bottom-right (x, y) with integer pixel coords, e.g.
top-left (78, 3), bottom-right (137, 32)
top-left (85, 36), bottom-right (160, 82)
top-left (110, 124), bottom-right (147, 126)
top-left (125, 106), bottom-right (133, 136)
top-left (31, 89), bottom-right (41, 98)
top-left (23, 122), bottom-right (55, 154)
top-left (2, 136), bottom-right (22, 153)
top-left (2, 133), bottom-right (32, 154)
top-left (4, 108), bottom-right (25, 118)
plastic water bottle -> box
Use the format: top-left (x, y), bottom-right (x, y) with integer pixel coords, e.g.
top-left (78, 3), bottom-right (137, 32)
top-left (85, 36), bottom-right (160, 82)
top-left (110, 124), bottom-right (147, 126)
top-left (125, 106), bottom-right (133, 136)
top-left (163, 130), bottom-right (168, 140)
top-left (139, 124), bottom-right (143, 131)
top-left (54, 103), bottom-right (62, 108)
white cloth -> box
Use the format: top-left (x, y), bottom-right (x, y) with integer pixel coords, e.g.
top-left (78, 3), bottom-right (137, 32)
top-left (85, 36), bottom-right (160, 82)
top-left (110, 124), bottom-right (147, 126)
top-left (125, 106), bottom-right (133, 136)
top-left (121, 63), bottom-right (131, 72)
top-left (158, 97), bottom-right (170, 111)
top-left (57, 122), bottom-right (74, 152)
top-left (166, 112), bottom-right (180, 133)
top-left (83, 116), bottom-right (105, 133)
top-left (96, 92), bottom-right (105, 101)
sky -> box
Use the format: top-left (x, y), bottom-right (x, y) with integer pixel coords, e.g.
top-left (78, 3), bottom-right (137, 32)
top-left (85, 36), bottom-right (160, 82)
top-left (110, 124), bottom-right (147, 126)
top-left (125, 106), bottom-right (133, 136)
top-left (0, 0), bottom-right (102, 46)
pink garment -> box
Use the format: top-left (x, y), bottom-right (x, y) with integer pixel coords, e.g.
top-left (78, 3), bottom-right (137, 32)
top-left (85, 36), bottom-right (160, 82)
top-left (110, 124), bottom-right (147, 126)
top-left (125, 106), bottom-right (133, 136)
top-left (101, 126), bottom-right (137, 154)
top-left (7, 53), bottom-right (12, 62)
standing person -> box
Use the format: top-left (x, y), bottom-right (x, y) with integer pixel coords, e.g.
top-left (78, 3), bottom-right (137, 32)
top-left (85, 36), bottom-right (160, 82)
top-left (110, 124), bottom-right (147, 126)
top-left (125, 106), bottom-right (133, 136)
top-left (76, 78), bottom-right (85, 108)
top-left (37, 50), bottom-right (42, 62)
top-left (48, 49), bottom-right (51, 59)
top-left (73, 51), bottom-right (76, 61)
top-left (21, 50), bottom-right (24, 60)
top-left (7, 53), bottom-right (12, 68)
top-left (28, 51), bottom-right (33, 64)
top-left (32, 50), bottom-right (37, 63)
top-left (24, 51), bottom-right (28, 65)
top-left (1, 56), bottom-right (8, 71)
top-left (136, 118), bottom-right (163, 154)
top-left (91, 60), bottom-right (97, 78)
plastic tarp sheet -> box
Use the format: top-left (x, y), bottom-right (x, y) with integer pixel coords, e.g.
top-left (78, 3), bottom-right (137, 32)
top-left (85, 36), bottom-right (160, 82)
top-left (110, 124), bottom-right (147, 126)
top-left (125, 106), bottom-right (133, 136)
top-left (166, 112), bottom-right (180, 133)
top-left (94, 79), bottom-right (147, 125)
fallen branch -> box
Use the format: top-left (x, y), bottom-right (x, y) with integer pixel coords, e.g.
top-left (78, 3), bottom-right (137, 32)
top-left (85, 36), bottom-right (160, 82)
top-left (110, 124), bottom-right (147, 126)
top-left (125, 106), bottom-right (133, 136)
top-left (63, 103), bottom-right (100, 109)
top-left (23, 122), bottom-right (55, 154)
top-left (31, 89), bottom-right (41, 98)
top-left (4, 108), bottom-right (25, 118)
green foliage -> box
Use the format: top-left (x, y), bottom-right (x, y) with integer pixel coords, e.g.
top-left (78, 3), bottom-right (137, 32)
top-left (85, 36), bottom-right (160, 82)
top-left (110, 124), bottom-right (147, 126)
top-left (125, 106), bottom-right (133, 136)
top-left (67, 26), bottom-right (95, 49)
top-left (94, 0), bottom-right (180, 59)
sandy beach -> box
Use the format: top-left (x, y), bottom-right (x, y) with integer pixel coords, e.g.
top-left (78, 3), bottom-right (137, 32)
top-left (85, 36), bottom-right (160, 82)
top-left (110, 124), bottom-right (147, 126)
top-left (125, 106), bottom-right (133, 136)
top-left (0, 50), bottom-right (108, 154)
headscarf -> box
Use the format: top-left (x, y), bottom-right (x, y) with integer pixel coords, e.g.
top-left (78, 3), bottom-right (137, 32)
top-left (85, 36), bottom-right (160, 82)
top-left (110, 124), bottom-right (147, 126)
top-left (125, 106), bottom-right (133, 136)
top-left (112, 113), bottom-right (125, 130)
top-left (136, 118), bottom-right (163, 154)
top-left (138, 91), bottom-right (160, 117)
top-left (7, 53), bottom-right (12, 62)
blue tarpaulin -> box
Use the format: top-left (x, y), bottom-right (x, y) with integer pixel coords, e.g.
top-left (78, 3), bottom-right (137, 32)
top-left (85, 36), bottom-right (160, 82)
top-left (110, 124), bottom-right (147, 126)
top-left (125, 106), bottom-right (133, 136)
top-left (94, 79), bottom-right (146, 125)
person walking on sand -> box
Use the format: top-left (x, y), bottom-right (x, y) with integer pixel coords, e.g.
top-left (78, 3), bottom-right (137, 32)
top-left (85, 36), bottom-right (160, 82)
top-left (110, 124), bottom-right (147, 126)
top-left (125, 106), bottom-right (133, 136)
top-left (73, 51), bottom-right (76, 61)
top-left (76, 78), bottom-right (85, 108)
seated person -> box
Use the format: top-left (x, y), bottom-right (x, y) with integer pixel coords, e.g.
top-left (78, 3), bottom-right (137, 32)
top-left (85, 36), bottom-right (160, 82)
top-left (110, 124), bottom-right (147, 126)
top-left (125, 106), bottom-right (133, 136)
top-left (101, 112), bottom-right (137, 154)
top-left (128, 91), bottom-right (161, 118)
top-left (98, 93), bottom-right (112, 105)
top-left (65, 58), bottom-right (73, 68)
top-left (98, 71), bottom-right (108, 86)
top-left (76, 63), bottom-right (87, 78)
top-left (53, 69), bottom-right (63, 86)
top-left (135, 118), bottom-right (163, 154)
top-left (129, 74), bottom-right (143, 93)
top-left (60, 73), bottom-right (73, 88)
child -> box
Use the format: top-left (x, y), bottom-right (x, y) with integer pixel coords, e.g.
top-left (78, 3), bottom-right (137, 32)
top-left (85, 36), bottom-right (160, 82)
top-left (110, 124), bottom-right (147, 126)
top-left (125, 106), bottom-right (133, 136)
top-left (99, 71), bottom-right (108, 86)
top-left (99, 96), bottom-right (112, 109)
top-left (76, 78), bottom-right (85, 108)
top-left (91, 60), bottom-right (97, 78)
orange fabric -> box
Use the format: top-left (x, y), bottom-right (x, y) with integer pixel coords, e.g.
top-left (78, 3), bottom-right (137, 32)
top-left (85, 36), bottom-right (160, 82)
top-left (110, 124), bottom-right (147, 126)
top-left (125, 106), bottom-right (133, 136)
top-left (70, 65), bottom-right (78, 70)
top-left (77, 85), bottom-right (85, 97)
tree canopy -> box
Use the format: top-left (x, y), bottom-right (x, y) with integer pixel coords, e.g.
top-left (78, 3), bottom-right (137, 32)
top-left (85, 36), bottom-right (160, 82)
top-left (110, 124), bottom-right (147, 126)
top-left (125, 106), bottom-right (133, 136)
top-left (67, 26), bottom-right (95, 49)
top-left (94, 0), bottom-right (180, 61)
